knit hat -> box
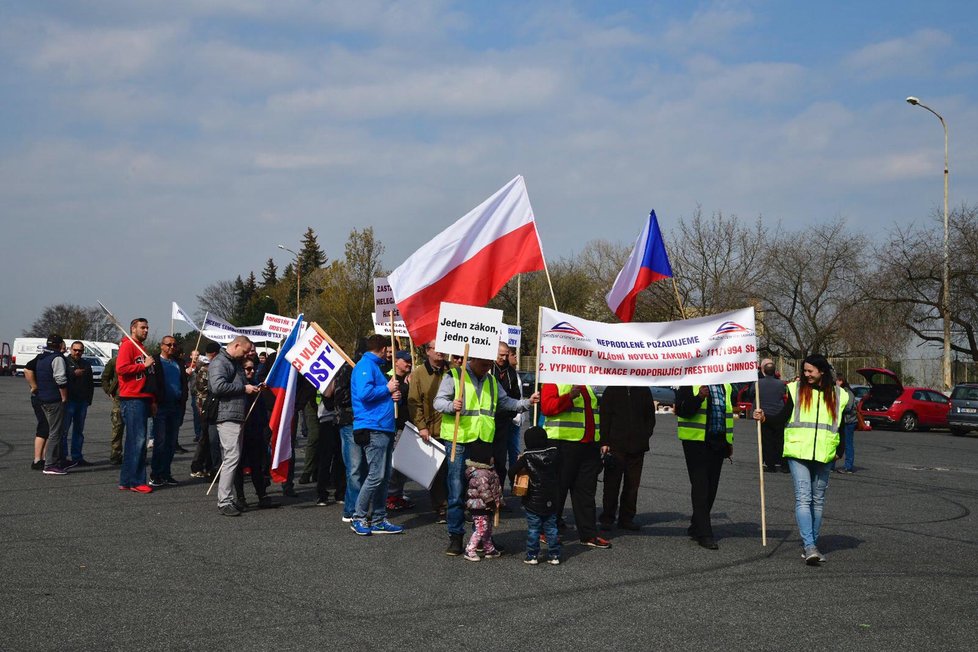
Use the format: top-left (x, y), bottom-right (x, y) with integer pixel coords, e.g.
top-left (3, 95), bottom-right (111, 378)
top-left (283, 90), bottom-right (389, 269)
top-left (523, 426), bottom-right (548, 450)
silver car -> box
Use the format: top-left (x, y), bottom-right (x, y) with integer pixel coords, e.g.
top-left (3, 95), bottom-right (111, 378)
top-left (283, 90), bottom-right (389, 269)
top-left (949, 383), bottom-right (978, 435)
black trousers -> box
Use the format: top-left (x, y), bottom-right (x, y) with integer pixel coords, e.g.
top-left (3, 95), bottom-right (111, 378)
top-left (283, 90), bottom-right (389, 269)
top-left (555, 440), bottom-right (602, 540)
top-left (191, 418), bottom-right (216, 473)
top-left (316, 420), bottom-right (345, 502)
top-left (234, 427), bottom-right (268, 500)
top-left (761, 421), bottom-right (786, 468)
top-left (601, 450), bottom-right (645, 525)
top-left (681, 440), bottom-right (726, 539)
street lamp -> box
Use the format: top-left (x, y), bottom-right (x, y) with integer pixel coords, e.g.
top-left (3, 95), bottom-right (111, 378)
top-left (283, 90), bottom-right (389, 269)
top-left (906, 96), bottom-right (951, 391)
top-left (278, 243), bottom-right (301, 316)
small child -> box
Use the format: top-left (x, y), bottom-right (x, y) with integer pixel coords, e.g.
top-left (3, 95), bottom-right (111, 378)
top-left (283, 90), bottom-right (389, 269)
top-left (463, 440), bottom-right (503, 562)
top-left (509, 426), bottom-right (561, 565)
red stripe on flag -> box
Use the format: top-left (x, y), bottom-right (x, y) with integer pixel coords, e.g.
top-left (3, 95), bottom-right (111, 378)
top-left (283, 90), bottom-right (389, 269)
top-left (267, 386), bottom-right (292, 483)
top-left (397, 221), bottom-right (545, 343)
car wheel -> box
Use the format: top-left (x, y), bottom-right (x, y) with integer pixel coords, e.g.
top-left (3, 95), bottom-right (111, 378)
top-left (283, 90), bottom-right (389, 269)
top-left (899, 412), bottom-right (918, 432)
top-left (950, 427), bottom-right (969, 436)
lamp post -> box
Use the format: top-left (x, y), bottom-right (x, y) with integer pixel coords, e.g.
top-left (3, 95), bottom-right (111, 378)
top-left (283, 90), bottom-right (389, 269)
top-left (906, 96), bottom-right (951, 392)
top-left (278, 244), bottom-right (301, 316)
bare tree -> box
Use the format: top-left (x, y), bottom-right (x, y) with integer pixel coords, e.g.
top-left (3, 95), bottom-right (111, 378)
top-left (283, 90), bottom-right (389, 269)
top-left (872, 204), bottom-right (978, 362)
top-left (196, 279), bottom-right (238, 322)
top-left (755, 219), bottom-right (869, 359)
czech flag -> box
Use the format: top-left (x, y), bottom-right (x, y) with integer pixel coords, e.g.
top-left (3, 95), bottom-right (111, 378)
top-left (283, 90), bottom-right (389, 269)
top-left (606, 211), bottom-right (673, 322)
top-left (264, 314), bottom-right (304, 483)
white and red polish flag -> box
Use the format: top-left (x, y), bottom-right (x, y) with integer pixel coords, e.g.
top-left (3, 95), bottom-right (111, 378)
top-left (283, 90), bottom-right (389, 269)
top-left (388, 175), bottom-right (547, 344)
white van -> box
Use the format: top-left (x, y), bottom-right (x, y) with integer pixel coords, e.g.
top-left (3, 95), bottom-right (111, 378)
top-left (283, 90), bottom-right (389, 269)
top-left (12, 338), bottom-right (119, 375)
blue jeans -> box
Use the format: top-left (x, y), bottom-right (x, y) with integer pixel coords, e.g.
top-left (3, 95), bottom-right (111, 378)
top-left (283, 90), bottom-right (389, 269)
top-left (340, 425), bottom-right (366, 518)
top-left (150, 402), bottom-right (180, 480)
top-left (120, 398), bottom-right (150, 487)
top-left (444, 440), bottom-right (469, 536)
top-left (506, 421), bottom-right (521, 469)
top-left (841, 423), bottom-right (856, 470)
top-left (526, 510), bottom-right (560, 559)
top-left (65, 399), bottom-right (89, 460)
top-left (787, 458), bottom-right (832, 549)
top-left (353, 431), bottom-right (394, 522)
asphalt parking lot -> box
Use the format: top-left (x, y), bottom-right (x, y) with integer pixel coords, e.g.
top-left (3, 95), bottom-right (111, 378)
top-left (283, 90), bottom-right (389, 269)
top-left (2, 376), bottom-right (976, 651)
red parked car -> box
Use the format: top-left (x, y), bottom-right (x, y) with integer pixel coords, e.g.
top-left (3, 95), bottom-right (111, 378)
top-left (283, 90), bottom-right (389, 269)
top-left (856, 367), bottom-right (950, 432)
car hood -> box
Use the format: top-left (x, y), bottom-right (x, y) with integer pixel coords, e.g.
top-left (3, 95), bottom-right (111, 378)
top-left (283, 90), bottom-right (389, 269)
top-left (856, 367), bottom-right (903, 391)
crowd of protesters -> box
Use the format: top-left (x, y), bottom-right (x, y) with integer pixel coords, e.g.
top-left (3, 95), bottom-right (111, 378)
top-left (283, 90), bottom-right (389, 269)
top-left (26, 322), bottom-right (852, 566)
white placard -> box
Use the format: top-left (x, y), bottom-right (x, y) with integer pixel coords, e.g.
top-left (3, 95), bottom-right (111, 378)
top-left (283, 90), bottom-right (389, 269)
top-left (538, 306), bottom-right (759, 387)
top-left (391, 422), bottom-right (446, 490)
top-left (284, 325), bottom-right (347, 392)
top-left (435, 302), bottom-right (503, 359)
top-left (501, 323), bottom-right (522, 350)
top-left (371, 312), bottom-right (410, 337)
top-left (373, 276), bottom-right (405, 324)
top-left (262, 313), bottom-right (298, 338)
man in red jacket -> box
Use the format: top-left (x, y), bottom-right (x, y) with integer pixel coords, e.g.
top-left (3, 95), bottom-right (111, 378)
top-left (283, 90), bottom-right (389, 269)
top-left (117, 318), bottom-right (156, 494)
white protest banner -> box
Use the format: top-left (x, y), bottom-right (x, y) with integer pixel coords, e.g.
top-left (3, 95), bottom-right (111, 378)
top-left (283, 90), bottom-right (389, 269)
top-left (171, 302), bottom-right (199, 330)
top-left (435, 302), bottom-right (504, 359)
top-left (201, 314), bottom-right (282, 344)
top-left (284, 323), bottom-right (347, 393)
top-left (502, 323), bottom-right (521, 350)
top-left (538, 307), bottom-right (758, 387)
top-left (392, 422), bottom-right (446, 490)
top-left (262, 313), bottom-right (297, 338)
top-left (372, 312), bottom-right (410, 338)
top-left (373, 276), bottom-right (405, 324)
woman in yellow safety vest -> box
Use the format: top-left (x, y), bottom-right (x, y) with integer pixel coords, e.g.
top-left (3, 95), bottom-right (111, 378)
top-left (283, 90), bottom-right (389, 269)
top-left (754, 354), bottom-right (847, 566)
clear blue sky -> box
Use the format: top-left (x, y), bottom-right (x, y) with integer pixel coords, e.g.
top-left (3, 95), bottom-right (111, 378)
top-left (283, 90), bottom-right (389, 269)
top-left (2, 1), bottom-right (976, 342)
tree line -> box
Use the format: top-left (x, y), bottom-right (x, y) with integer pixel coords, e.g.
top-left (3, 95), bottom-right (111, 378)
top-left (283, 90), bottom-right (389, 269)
top-left (24, 205), bottom-right (978, 366)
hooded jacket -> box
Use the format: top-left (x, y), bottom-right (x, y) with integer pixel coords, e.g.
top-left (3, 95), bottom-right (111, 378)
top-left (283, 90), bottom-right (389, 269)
top-left (509, 446), bottom-right (560, 515)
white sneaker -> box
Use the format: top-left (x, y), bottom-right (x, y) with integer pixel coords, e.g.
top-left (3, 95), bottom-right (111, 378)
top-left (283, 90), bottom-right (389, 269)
top-left (341, 515), bottom-right (353, 523)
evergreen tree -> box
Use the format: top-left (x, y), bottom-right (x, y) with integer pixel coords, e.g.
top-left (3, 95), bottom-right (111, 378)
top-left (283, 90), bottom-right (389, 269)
top-left (261, 257), bottom-right (278, 287)
top-left (232, 275), bottom-right (248, 324)
top-left (298, 226), bottom-right (327, 275)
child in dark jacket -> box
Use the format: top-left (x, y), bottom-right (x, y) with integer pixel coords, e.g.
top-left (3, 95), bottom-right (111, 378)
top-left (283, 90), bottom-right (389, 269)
top-left (509, 426), bottom-right (561, 565)
top-left (464, 440), bottom-right (502, 562)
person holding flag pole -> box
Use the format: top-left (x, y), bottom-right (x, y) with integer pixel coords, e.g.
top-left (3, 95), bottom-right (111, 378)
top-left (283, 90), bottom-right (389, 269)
top-left (434, 351), bottom-right (539, 556)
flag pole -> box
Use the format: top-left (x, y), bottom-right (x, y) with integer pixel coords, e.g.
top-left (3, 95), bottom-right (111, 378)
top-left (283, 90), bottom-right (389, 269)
top-left (755, 379), bottom-right (767, 546)
top-left (450, 342), bottom-right (470, 463)
top-left (310, 322), bottom-right (354, 366)
top-left (671, 278), bottom-right (687, 320)
top-left (390, 311), bottom-right (398, 419)
top-left (533, 305), bottom-right (543, 426)
top-left (516, 274), bottom-right (522, 368)
top-left (96, 300), bottom-right (150, 359)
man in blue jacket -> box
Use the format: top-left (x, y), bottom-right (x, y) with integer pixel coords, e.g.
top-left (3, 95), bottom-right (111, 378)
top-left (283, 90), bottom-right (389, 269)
top-left (350, 334), bottom-right (404, 536)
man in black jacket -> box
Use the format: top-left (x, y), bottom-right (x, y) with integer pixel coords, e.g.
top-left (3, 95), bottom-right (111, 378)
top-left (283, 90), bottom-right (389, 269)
top-left (599, 385), bottom-right (656, 531)
top-left (64, 341), bottom-right (95, 465)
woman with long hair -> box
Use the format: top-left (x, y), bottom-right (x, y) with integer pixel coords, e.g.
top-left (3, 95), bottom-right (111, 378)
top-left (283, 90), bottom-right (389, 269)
top-left (754, 354), bottom-right (848, 565)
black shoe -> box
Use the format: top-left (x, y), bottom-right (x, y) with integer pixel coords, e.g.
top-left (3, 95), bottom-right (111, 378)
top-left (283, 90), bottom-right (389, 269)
top-left (175, 446), bottom-right (189, 454)
top-left (763, 465), bottom-right (775, 473)
top-left (165, 477), bottom-right (179, 486)
top-left (282, 486), bottom-right (298, 498)
top-left (298, 474), bottom-right (311, 485)
top-left (257, 496), bottom-right (280, 509)
top-left (31, 460), bottom-right (44, 471)
top-left (72, 458), bottom-right (94, 467)
top-left (619, 521), bottom-right (640, 531)
top-left (687, 525), bottom-right (697, 540)
top-left (697, 536), bottom-right (719, 550)
top-left (233, 498), bottom-right (248, 512)
top-left (779, 465), bottom-right (790, 473)
top-left (219, 504), bottom-right (241, 517)
top-left (445, 534), bottom-right (464, 556)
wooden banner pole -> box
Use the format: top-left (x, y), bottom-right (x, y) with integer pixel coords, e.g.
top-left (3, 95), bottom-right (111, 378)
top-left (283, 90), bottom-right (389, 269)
top-left (533, 305), bottom-right (543, 427)
top-left (755, 379), bottom-right (767, 547)
top-left (310, 322), bottom-right (355, 366)
top-left (96, 300), bottom-right (150, 359)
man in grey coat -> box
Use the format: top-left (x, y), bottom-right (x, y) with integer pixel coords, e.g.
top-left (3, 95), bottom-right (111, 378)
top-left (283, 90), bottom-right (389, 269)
top-left (209, 336), bottom-right (260, 516)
